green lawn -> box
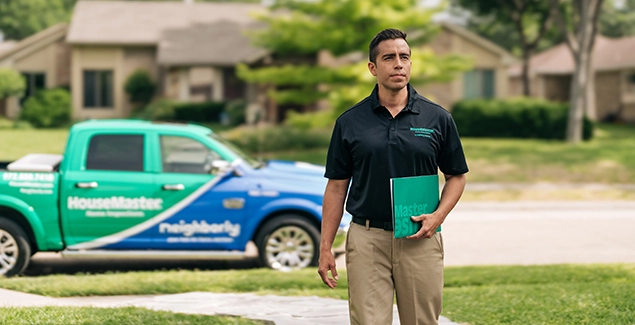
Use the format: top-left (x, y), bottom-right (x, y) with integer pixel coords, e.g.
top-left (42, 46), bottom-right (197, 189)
top-left (461, 123), bottom-right (635, 183)
top-left (0, 306), bottom-right (262, 325)
top-left (2, 123), bottom-right (634, 184)
top-left (1, 264), bottom-right (634, 325)
top-left (0, 128), bottom-right (69, 160)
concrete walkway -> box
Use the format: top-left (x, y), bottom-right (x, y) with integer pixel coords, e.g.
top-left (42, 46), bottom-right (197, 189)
top-left (0, 288), bottom-right (459, 325)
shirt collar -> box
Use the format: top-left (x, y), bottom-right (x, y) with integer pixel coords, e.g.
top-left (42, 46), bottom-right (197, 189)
top-left (370, 83), bottom-right (419, 114)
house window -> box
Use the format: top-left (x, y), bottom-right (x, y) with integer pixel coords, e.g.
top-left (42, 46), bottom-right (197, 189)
top-left (83, 70), bottom-right (114, 108)
top-left (463, 69), bottom-right (495, 99)
top-left (20, 72), bottom-right (46, 104)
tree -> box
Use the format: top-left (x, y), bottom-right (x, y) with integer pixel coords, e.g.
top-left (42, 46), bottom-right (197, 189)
top-left (549, 0), bottom-right (604, 144)
top-left (0, 68), bottom-right (25, 100)
top-left (600, 0), bottom-right (635, 37)
top-left (451, 0), bottom-right (556, 96)
top-left (238, 0), bottom-right (471, 122)
top-left (0, 0), bottom-right (70, 40)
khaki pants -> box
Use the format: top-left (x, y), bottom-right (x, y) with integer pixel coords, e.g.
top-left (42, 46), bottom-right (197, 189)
top-left (346, 222), bottom-right (444, 325)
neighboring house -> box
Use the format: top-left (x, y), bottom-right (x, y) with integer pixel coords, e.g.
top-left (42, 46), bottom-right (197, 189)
top-left (509, 35), bottom-right (635, 122)
top-left (0, 1), bottom-right (269, 120)
top-left (66, 0), bottom-right (268, 120)
top-left (418, 22), bottom-right (517, 110)
top-left (0, 24), bottom-right (70, 119)
top-left (1, 1), bottom-right (515, 121)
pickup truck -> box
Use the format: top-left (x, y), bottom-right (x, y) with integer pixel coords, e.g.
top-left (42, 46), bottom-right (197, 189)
top-left (0, 120), bottom-right (349, 277)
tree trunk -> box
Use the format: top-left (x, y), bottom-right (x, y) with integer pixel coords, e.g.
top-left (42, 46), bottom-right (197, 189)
top-left (566, 52), bottom-right (587, 143)
top-left (521, 49), bottom-right (532, 96)
top-left (585, 60), bottom-right (597, 121)
top-left (557, 0), bottom-right (604, 144)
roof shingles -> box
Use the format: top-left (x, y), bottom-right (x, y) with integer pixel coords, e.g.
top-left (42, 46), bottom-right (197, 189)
top-left (509, 35), bottom-right (635, 76)
top-left (67, 1), bottom-right (263, 45)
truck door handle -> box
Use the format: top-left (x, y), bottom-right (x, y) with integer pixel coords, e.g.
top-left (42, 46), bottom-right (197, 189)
top-left (76, 182), bottom-right (98, 188)
top-left (162, 184), bottom-right (185, 191)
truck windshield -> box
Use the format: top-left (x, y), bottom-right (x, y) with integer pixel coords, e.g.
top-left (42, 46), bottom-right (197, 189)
top-left (208, 132), bottom-right (263, 169)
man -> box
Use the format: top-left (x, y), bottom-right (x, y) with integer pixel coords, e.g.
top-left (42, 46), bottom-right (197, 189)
top-left (318, 28), bottom-right (468, 325)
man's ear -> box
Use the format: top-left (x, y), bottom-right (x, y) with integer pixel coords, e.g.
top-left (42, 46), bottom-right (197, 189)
top-left (368, 62), bottom-right (377, 76)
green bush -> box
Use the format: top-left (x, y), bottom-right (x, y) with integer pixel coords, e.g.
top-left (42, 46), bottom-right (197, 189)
top-left (124, 70), bottom-right (155, 106)
top-left (20, 88), bottom-right (71, 128)
top-left (222, 125), bottom-right (331, 153)
top-left (0, 68), bottom-right (25, 99)
top-left (225, 100), bottom-right (246, 126)
top-left (452, 98), bottom-right (594, 140)
top-left (173, 101), bottom-right (226, 122)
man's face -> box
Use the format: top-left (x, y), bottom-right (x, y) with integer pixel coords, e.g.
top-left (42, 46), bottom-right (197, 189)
top-left (368, 38), bottom-right (411, 92)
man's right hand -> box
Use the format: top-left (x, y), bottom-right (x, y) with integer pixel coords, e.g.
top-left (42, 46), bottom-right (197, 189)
top-left (318, 249), bottom-right (338, 289)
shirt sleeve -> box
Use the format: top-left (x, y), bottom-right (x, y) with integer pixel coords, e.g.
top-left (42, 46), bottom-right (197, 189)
top-left (324, 118), bottom-right (353, 179)
top-left (437, 116), bottom-right (469, 176)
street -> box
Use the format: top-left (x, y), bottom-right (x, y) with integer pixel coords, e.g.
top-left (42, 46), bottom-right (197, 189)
top-left (443, 201), bottom-right (635, 266)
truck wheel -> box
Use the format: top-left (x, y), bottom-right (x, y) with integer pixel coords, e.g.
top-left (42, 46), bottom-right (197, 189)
top-left (0, 217), bottom-right (31, 277)
top-left (255, 215), bottom-right (320, 271)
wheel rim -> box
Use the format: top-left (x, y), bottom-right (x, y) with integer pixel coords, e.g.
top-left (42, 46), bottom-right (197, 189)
top-left (0, 229), bottom-right (18, 276)
top-left (265, 225), bottom-right (315, 271)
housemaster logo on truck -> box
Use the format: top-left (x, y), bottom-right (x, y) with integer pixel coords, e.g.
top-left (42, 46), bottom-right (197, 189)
top-left (67, 196), bottom-right (164, 217)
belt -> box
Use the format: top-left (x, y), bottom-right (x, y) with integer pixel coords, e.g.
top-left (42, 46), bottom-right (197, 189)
top-left (352, 217), bottom-right (393, 231)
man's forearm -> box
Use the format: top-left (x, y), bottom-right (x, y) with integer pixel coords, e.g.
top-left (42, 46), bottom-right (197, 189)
top-left (435, 173), bottom-right (466, 220)
top-left (320, 179), bottom-right (350, 251)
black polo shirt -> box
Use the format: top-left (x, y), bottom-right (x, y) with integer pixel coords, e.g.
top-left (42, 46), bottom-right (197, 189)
top-left (324, 84), bottom-right (468, 222)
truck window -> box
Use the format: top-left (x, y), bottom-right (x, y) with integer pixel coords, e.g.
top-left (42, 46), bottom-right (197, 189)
top-left (160, 136), bottom-right (220, 174)
top-left (86, 134), bottom-right (144, 171)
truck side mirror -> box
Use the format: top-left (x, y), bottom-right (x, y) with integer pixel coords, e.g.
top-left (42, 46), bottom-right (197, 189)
top-left (210, 160), bottom-right (232, 175)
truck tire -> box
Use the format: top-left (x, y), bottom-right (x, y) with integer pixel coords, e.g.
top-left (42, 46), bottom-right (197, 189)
top-left (0, 217), bottom-right (31, 277)
top-left (255, 215), bottom-right (320, 271)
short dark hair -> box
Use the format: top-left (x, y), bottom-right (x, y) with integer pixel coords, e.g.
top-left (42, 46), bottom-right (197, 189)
top-left (369, 28), bottom-right (408, 63)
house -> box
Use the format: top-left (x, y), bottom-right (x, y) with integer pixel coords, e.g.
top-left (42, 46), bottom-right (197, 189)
top-left (509, 35), bottom-right (635, 122)
top-left (0, 24), bottom-right (70, 119)
top-left (1, 1), bottom-right (515, 121)
top-left (417, 22), bottom-right (517, 110)
top-left (66, 0), bottom-right (269, 120)
top-left (1, 1), bottom-right (269, 120)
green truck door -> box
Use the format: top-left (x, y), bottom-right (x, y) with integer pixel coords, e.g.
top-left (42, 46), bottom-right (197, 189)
top-left (60, 133), bottom-right (158, 248)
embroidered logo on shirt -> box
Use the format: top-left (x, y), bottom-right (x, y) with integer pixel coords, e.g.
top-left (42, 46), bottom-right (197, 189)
top-left (410, 127), bottom-right (435, 138)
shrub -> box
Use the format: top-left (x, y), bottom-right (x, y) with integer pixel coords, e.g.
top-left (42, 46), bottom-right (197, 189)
top-left (225, 100), bottom-right (246, 126)
top-left (0, 68), bottom-right (25, 100)
top-left (124, 70), bottom-right (155, 106)
top-left (173, 101), bottom-right (226, 122)
top-left (20, 88), bottom-right (71, 128)
top-left (452, 98), bottom-right (594, 140)
top-left (221, 125), bottom-right (331, 153)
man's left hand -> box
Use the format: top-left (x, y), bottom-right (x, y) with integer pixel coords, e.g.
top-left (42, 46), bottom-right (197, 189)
top-left (407, 213), bottom-right (441, 239)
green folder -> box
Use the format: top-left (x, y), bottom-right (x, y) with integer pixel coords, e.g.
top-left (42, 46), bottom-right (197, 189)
top-left (390, 174), bottom-right (441, 238)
